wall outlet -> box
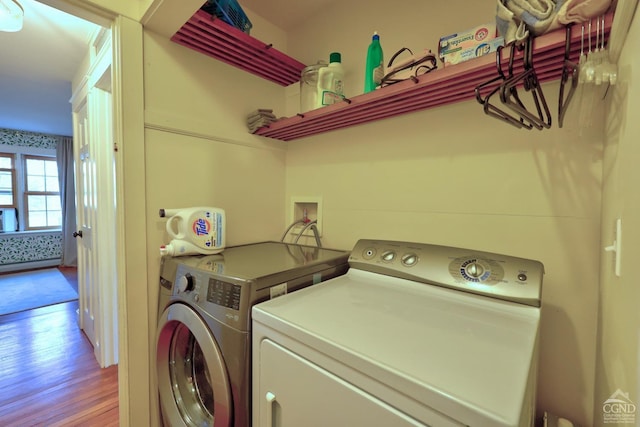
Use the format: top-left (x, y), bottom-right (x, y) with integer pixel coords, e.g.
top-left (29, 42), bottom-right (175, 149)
top-left (289, 196), bottom-right (323, 237)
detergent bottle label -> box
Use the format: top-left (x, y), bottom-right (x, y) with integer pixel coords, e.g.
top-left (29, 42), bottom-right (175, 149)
top-left (190, 211), bottom-right (224, 249)
top-left (162, 207), bottom-right (226, 256)
top-left (193, 217), bottom-right (211, 236)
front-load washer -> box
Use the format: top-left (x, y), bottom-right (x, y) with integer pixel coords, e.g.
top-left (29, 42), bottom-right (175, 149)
top-left (252, 239), bottom-right (544, 427)
top-left (156, 241), bottom-right (349, 427)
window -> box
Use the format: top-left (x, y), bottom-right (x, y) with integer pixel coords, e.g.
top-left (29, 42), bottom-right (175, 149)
top-left (0, 153), bottom-right (16, 207)
top-left (0, 149), bottom-right (62, 232)
top-left (23, 155), bottom-right (61, 230)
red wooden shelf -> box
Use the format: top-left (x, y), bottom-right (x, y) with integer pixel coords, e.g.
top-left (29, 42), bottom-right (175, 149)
top-left (172, 7), bottom-right (612, 142)
top-left (256, 16), bottom-right (612, 141)
top-left (172, 9), bottom-right (306, 86)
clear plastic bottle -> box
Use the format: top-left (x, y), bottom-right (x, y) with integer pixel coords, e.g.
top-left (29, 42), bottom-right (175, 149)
top-left (364, 32), bottom-right (384, 93)
top-left (300, 61), bottom-right (327, 112)
top-left (317, 52), bottom-right (345, 107)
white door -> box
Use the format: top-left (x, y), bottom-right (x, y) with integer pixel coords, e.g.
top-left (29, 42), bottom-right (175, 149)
top-left (71, 29), bottom-right (118, 367)
top-left (74, 99), bottom-right (98, 351)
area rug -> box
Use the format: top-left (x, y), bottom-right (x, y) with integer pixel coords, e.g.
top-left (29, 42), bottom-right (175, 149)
top-left (0, 268), bottom-right (78, 316)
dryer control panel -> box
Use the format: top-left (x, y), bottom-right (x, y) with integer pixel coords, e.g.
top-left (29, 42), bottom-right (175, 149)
top-left (348, 239), bottom-right (544, 307)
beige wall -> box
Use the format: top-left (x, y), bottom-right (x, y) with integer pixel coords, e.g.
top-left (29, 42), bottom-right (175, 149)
top-left (142, 30), bottom-right (288, 425)
top-left (283, 0), bottom-right (605, 425)
top-left (284, 91), bottom-right (603, 427)
top-left (74, 0), bottom-right (635, 425)
top-left (595, 6), bottom-right (640, 427)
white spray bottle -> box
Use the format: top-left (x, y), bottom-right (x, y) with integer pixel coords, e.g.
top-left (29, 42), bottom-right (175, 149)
top-left (159, 207), bottom-right (226, 257)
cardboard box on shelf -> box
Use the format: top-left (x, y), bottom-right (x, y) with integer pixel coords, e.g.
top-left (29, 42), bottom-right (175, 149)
top-left (442, 37), bottom-right (505, 67)
top-left (438, 23), bottom-right (497, 59)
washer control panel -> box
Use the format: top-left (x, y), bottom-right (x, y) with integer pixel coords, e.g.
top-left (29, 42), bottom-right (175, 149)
top-left (348, 239), bottom-right (544, 307)
top-left (206, 278), bottom-right (242, 310)
top-left (174, 264), bottom-right (242, 311)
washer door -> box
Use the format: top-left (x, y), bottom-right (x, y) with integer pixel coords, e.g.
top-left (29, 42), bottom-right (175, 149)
top-left (157, 303), bottom-right (232, 427)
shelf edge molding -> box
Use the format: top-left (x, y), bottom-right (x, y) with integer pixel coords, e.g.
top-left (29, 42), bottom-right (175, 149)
top-left (172, 9), bottom-right (306, 86)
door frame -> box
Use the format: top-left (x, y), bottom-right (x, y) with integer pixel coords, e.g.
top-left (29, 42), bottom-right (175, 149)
top-left (41, 1), bottom-right (148, 426)
top-left (70, 26), bottom-right (116, 368)
top-left (110, 14), bottom-right (148, 427)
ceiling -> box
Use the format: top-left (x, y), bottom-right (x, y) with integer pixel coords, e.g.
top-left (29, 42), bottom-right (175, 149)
top-left (239, 0), bottom-right (336, 31)
top-left (0, 0), bottom-right (101, 136)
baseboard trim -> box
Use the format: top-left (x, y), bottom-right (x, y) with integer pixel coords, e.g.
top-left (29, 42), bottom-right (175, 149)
top-left (0, 259), bottom-right (61, 274)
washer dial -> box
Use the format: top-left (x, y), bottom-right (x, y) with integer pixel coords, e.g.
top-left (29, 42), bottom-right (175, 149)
top-left (177, 273), bottom-right (195, 293)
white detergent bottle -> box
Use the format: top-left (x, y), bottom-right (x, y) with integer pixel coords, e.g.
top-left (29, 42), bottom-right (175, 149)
top-left (317, 52), bottom-right (345, 107)
top-left (160, 239), bottom-right (216, 257)
top-left (159, 207), bottom-right (226, 256)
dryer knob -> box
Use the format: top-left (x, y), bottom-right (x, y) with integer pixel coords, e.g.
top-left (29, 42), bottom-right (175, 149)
top-left (465, 262), bottom-right (484, 279)
top-left (381, 250), bottom-right (396, 262)
top-left (177, 273), bottom-right (195, 293)
top-left (401, 253), bottom-right (418, 267)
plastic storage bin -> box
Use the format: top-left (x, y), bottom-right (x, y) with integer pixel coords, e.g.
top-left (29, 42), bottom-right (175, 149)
top-left (201, 0), bottom-right (253, 34)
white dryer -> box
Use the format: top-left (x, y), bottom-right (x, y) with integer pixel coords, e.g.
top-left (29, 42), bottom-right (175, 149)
top-left (156, 241), bottom-right (349, 427)
top-left (252, 239), bottom-right (544, 427)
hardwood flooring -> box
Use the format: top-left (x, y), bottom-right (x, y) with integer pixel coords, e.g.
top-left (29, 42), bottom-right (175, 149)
top-left (0, 268), bottom-right (119, 426)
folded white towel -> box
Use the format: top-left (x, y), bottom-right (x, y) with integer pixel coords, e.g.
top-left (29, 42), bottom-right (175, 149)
top-left (247, 113), bottom-right (276, 125)
top-left (497, 0), bottom-right (613, 45)
top-left (553, 0), bottom-right (612, 27)
top-left (246, 109), bottom-right (274, 120)
top-left (248, 119), bottom-right (277, 133)
top-left (497, 0), bottom-right (559, 43)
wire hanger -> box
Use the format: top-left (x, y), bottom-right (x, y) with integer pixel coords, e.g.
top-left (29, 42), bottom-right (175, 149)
top-left (474, 44), bottom-right (534, 130)
top-left (558, 25), bottom-right (578, 128)
top-left (500, 35), bottom-right (552, 130)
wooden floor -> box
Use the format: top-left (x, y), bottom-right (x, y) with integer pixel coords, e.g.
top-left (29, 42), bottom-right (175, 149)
top-left (0, 268), bottom-right (119, 426)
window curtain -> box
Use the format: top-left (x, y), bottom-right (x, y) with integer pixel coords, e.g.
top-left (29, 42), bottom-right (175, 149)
top-left (56, 137), bottom-right (77, 267)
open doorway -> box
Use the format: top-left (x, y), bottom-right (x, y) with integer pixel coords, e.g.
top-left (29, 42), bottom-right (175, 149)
top-left (0, 0), bottom-right (117, 366)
